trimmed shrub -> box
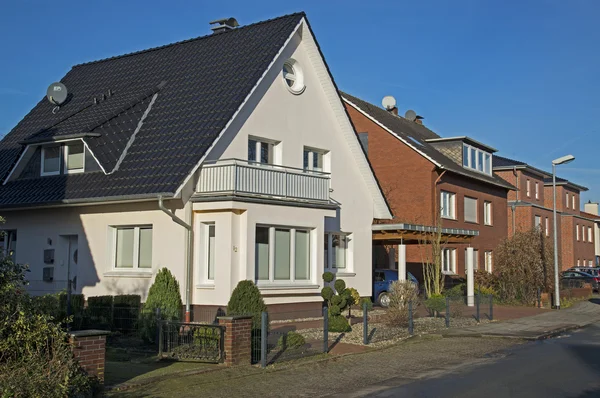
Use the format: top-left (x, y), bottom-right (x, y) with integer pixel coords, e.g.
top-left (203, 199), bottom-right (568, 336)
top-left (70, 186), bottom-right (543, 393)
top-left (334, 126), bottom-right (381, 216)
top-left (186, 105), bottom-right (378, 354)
top-left (329, 304), bottom-right (341, 316)
top-left (227, 280), bottom-right (268, 330)
top-left (322, 271), bottom-right (334, 283)
top-left (359, 297), bottom-right (373, 311)
top-left (334, 279), bottom-right (346, 295)
top-left (141, 268), bottom-right (183, 343)
top-left (444, 283), bottom-right (465, 299)
top-left (87, 295), bottom-right (113, 329)
top-left (425, 293), bottom-right (446, 317)
top-left (321, 286), bottom-right (334, 301)
top-left (113, 295), bottom-right (141, 332)
top-left (328, 315), bottom-right (351, 332)
top-left (59, 293), bottom-right (85, 329)
top-left (277, 331), bottom-right (306, 349)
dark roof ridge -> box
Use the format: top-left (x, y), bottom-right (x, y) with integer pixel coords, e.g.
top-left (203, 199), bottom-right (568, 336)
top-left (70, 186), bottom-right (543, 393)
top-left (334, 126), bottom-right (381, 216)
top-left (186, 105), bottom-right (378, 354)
top-left (73, 12), bottom-right (306, 68)
top-left (340, 90), bottom-right (441, 138)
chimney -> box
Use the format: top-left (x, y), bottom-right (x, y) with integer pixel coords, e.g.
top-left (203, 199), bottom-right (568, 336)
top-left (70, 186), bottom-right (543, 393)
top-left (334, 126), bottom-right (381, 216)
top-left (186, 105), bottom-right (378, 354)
top-left (388, 107), bottom-right (398, 115)
top-left (415, 115), bottom-right (424, 125)
top-left (209, 17), bottom-right (239, 34)
top-left (585, 201), bottom-right (599, 216)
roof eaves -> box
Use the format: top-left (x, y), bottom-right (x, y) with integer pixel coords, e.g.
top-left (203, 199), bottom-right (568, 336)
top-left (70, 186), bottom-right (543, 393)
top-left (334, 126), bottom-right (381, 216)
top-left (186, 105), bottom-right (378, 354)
top-left (426, 136), bottom-right (498, 152)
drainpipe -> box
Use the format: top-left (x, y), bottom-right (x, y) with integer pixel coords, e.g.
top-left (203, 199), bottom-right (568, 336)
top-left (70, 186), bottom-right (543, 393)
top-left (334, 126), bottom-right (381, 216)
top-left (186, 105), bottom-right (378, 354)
top-left (433, 170), bottom-right (447, 222)
top-left (158, 195), bottom-right (193, 322)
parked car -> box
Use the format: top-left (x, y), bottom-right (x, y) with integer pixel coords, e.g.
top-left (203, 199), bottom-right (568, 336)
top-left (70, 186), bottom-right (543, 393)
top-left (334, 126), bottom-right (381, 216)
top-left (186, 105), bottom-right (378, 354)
top-left (373, 269), bottom-right (419, 307)
top-left (560, 270), bottom-right (599, 292)
top-left (568, 267), bottom-right (600, 278)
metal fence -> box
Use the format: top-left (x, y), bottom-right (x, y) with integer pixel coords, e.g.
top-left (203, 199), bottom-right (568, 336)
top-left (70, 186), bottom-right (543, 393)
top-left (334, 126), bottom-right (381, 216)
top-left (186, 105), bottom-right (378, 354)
top-left (363, 295), bottom-right (494, 344)
top-left (253, 308), bottom-right (329, 367)
top-left (159, 321), bottom-right (224, 363)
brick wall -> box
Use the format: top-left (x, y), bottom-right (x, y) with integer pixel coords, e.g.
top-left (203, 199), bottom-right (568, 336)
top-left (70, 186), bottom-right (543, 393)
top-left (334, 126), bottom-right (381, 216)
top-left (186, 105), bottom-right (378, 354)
top-left (571, 217), bottom-right (596, 267)
top-left (544, 185), bottom-right (580, 215)
top-left (69, 330), bottom-right (109, 383)
top-left (218, 316), bottom-right (252, 366)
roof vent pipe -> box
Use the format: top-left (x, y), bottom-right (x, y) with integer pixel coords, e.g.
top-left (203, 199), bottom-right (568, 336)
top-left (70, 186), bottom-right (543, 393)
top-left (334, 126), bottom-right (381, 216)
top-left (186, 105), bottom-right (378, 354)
top-left (209, 17), bottom-right (239, 34)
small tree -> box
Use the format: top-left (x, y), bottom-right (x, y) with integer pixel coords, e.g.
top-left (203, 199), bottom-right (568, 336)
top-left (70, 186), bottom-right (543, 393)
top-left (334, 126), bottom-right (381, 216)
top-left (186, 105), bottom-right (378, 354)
top-left (321, 272), bottom-right (352, 332)
top-left (227, 280), bottom-right (267, 330)
top-left (494, 228), bottom-right (554, 304)
top-left (418, 209), bottom-right (447, 298)
top-left (384, 280), bottom-right (420, 326)
top-left (141, 268), bottom-right (183, 343)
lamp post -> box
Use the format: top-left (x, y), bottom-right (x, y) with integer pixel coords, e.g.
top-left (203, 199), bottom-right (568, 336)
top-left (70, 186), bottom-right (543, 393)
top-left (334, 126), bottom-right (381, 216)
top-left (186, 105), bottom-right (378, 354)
top-left (552, 154), bottom-right (575, 310)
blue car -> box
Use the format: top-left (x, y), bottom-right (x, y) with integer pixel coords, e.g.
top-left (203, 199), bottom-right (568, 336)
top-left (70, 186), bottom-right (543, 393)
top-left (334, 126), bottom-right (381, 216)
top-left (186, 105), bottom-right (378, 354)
top-left (373, 269), bottom-right (419, 307)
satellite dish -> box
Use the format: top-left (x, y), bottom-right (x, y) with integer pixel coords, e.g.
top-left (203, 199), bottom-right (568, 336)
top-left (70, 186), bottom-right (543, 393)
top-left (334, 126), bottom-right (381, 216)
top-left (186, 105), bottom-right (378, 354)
top-left (46, 82), bottom-right (68, 106)
top-left (405, 109), bottom-right (417, 121)
top-left (382, 95), bottom-right (397, 110)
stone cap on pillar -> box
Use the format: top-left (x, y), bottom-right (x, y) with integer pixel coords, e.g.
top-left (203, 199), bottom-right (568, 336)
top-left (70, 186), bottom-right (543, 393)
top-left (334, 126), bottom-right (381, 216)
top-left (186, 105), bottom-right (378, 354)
top-left (217, 315), bottom-right (254, 321)
top-left (69, 330), bottom-right (111, 338)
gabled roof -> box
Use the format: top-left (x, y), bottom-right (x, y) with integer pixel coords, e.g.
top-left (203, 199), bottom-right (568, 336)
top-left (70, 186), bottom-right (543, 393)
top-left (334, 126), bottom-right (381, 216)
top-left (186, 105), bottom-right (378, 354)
top-left (341, 92), bottom-right (513, 190)
top-left (543, 177), bottom-right (588, 192)
top-left (0, 13), bottom-right (306, 207)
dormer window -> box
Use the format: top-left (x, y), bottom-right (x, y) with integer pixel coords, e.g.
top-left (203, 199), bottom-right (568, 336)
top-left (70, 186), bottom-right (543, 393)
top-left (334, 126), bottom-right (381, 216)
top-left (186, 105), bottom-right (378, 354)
top-left (462, 143), bottom-right (492, 175)
top-left (41, 145), bottom-right (61, 176)
top-left (65, 142), bottom-right (84, 173)
top-left (40, 140), bottom-right (87, 176)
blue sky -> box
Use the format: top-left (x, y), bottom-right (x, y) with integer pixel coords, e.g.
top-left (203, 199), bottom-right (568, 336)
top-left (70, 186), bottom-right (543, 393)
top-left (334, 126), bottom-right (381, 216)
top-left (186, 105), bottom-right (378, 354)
top-left (2, 1), bottom-right (599, 204)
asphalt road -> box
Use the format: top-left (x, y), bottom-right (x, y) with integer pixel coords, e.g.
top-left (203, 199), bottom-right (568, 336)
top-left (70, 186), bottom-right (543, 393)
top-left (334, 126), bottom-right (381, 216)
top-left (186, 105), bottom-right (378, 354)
top-left (365, 322), bottom-right (600, 398)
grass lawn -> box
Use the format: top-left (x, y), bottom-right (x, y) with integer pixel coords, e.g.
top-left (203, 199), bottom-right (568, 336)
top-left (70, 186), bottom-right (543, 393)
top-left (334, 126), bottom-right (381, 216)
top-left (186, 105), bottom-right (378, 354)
top-left (105, 347), bottom-right (218, 387)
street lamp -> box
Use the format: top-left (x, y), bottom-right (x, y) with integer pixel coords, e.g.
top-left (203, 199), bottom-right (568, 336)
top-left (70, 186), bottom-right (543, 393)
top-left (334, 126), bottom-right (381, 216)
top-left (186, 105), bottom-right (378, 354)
top-left (552, 154), bottom-right (575, 310)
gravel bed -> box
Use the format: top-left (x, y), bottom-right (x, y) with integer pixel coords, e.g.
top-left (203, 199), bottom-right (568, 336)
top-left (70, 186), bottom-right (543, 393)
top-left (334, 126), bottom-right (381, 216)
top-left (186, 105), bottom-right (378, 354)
top-left (298, 316), bottom-right (490, 348)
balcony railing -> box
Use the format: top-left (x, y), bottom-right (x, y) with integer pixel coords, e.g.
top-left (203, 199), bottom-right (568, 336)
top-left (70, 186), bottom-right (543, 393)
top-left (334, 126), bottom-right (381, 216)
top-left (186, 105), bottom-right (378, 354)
top-left (196, 159), bottom-right (331, 203)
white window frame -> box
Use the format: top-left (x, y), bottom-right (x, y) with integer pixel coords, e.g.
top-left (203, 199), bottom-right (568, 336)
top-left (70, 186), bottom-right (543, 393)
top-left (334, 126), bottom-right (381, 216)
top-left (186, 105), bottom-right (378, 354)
top-left (303, 147), bottom-right (328, 173)
top-left (462, 143), bottom-right (492, 175)
top-left (545, 217), bottom-right (549, 236)
top-left (248, 136), bottom-right (279, 165)
top-left (41, 145), bottom-right (62, 176)
top-left (64, 141), bottom-right (85, 174)
top-left (566, 192), bottom-right (569, 208)
top-left (199, 222), bottom-right (216, 283)
top-left (576, 224), bottom-right (580, 241)
top-left (583, 226), bottom-right (586, 242)
top-left (535, 215), bottom-right (542, 230)
top-left (324, 232), bottom-right (352, 272)
top-left (484, 201), bottom-right (493, 226)
top-left (440, 191), bottom-right (456, 220)
top-left (589, 227), bottom-right (593, 243)
top-left (111, 225), bottom-right (153, 271)
top-left (282, 58), bottom-right (306, 95)
top-left (464, 196), bottom-right (478, 223)
top-left (572, 194), bottom-right (576, 210)
top-left (535, 182), bottom-right (539, 199)
top-left (441, 248), bottom-right (456, 274)
top-left (255, 225), bottom-right (314, 285)
top-left (484, 251), bottom-right (493, 273)
top-left (526, 179), bottom-right (531, 197)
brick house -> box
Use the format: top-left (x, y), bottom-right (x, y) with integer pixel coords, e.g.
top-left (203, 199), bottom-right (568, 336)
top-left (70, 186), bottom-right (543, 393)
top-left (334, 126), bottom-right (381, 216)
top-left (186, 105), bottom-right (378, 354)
top-left (494, 156), bottom-right (595, 270)
top-left (341, 92), bottom-right (514, 286)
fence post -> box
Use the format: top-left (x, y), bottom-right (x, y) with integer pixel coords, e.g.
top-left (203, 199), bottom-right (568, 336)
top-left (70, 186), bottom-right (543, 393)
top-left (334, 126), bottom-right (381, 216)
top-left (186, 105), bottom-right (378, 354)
top-left (445, 296), bottom-right (450, 328)
top-left (323, 306), bottom-right (329, 353)
top-left (261, 312), bottom-right (268, 368)
top-left (155, 308), bottom-right (161, 351)
top-left (408, 300), bottom-right (414, 335)
top-left (66, 279), bottom-right (72, 331)
top-left (475, 294), bottom-right (480, 323)
top-left (489, 294), bottom-right (494, 321)
top-left (363, 302), bottom-right (368, 345)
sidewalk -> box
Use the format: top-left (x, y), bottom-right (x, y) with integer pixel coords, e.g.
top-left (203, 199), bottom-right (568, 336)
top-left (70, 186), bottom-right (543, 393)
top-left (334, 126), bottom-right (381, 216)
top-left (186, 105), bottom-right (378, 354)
top-left (443, 299), bottom-right (600, 340)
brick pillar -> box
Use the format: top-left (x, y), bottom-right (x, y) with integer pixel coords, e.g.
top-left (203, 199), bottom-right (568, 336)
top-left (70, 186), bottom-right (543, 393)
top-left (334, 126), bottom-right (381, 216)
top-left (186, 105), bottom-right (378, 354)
top-left (69, 330), bottom-right (110, 383)
top-left (218, 315), bottom-right (253, 366)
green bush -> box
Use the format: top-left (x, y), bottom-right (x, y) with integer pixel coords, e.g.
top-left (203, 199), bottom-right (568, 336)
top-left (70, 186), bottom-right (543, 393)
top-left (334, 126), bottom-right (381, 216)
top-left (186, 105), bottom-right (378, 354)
top-left (322, 272), bottom-right (334, 283)
top-left (113, 295), bottom-right (141, 332)
top-left (277, 331), bottom-right (306, 349)
top-left (321, 286), bottom-right (334, 301)
top-left (444, 283), bottom-right (465, 299)
top-left (328, 315), bottom-right (351, 332)
top-left (227, 280), bottom-right (268, 330)
top-left (32, 292), bottom-right (62, 320)
top-left (331, 295), bottom-right (342, 306)
top-left (0, 259), bottom-right (94, 397)
top-left (141, 268), bottom-right (183, 343)
top-left (425, 294), bottom-right (446, 316)
top-left (334, 279), bottom-right (346, 295)
top-left (87, 295), bottom-right (113, 329)
top-left (329, 304), bottom-right (341, 316)
top-left (359, 297), bottom-right (373, 311)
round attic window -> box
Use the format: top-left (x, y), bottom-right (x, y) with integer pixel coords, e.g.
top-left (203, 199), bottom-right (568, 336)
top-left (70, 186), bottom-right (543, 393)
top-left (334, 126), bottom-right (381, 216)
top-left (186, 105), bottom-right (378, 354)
top-left (282, 59), bottom-right (305, 94)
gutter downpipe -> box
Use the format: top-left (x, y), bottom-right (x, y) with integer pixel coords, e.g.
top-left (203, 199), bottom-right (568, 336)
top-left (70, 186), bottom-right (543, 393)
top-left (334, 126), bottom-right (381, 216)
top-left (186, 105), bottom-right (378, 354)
top-left (158, 195), bottom-right (193, 322)
top-left (433, 169), bottom-right (447, 221)
top-left (512, 166), bottom-right (518, 236)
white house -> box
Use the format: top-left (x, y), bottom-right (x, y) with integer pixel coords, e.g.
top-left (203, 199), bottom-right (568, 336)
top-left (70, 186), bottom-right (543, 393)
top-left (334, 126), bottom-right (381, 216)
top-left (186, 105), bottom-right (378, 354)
top-left (0, 13), bottom-right (391, 320)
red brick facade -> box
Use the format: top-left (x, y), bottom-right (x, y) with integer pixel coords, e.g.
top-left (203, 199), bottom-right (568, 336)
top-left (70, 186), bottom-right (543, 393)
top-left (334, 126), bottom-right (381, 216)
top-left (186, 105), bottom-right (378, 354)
top-left (69, 330), bottom-right (109, 383)
top-left (218, 316), bottom-right (252, 366)
top-left (346, 104), bottom-right (509, 277)
top-left (496, 168), bottom-right (595, 271)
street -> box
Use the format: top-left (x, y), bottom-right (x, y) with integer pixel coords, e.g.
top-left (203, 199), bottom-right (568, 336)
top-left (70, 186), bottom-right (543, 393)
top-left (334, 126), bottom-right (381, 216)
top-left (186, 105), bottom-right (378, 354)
top-left (361, 322), bottom-right (600, 398)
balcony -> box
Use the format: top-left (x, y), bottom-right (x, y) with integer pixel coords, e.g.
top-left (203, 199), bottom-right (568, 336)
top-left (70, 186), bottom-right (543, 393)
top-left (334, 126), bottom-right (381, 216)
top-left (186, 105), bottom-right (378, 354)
top-left (196, 159), bottom-right (331, 204)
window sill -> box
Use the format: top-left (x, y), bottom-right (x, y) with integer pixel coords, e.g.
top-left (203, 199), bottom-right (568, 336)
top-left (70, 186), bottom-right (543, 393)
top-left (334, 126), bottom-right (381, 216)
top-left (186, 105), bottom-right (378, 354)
top-left (325, 270), bottom-right (356, 277)
top-left (442, 271), bottom-right (457, 275)
top-left (195, 283), bottom-right (215, 290)
top-left (256, 283), bottom-right (320, 290)
top-left (104, 271), bottom-right (153, 278)
top-left (464, 220), bottom-right (479, 225)
top-left (441, 216), bottom-right (457, 221)
top-left (484, 223), bottom-right (493, 227)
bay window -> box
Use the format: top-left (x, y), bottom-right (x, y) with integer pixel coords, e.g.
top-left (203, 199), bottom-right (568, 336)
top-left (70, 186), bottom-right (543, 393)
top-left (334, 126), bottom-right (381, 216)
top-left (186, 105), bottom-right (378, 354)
top-left (255, 225), bottom-right (312, 283)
